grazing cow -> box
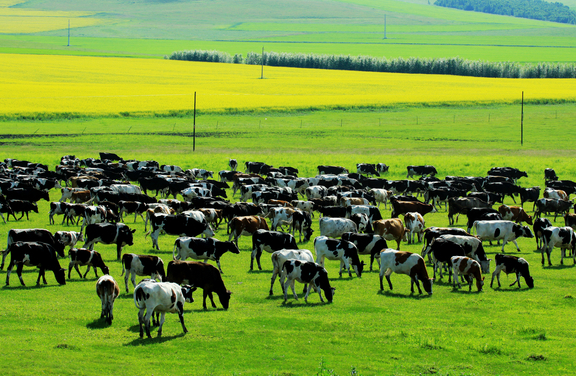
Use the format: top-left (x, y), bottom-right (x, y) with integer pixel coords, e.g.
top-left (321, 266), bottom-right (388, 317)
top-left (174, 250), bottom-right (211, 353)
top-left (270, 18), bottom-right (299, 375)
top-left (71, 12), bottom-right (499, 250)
top-left (317, 165), bottom-right (348, 175)
top-left (6, 199), bottom-right (38, 221)
top-left (291, 210), bottom-right (314, 242)
top-left (403, 212), bottom-right (425, 244)
top-left (534, 198), bottom-right (572, 221)
top-left (5, 242), bottom-right (66, 286)
top-left (373, 218), bottom-right (409, 250)
top-left (172, 237), bottom-right (239, 273)
top-left (490, 254), bottom-right (534, 289)
top-left (421, 227), bottom-right (473, 255)
top-left (148, 214), bottom-right (215, 250)
top-left (319, 217), bottom-right (357, 238)
top-left (228, 159), bottom-right (238, 171)
top-left (228, 215), bottom-right (269, 246)
top-left (544, 168), bottom-right (558, 181)
top-left (487, 167), bottom-right (527, 181)
top-left (96, 275), bottom-right (120, 324)
top-left (281, 260), bottom-right (335, 303)
top-left (166, 260), bottom-right (232, 310)
top-left (436, 234), bottom-right (491, 273)
top-left (251, 230), bottom-right (298, 271)
top-left (314, 236), bottom-right (364, 278)
top-left (83, 223), bottom-right (136, 260)
top-left (376, 163), bottom-right (389, 174)
top-left (122, 253), bottom-right (166, 293)
top-left (519, 187), bottom-right (541, 209)
top-left (2, 228), bottom-right (66, 270)
top-left (533, 217), bottom-right (553, 250)
top-left (356, 163), bottom-right (380, 177)
top-left (370, 188), bottom-right (392, 209)
top-left (134, 279), bottom-right (194, 338)
top-left (379, 249), bottom-right (433, 295)
top-left (466, 207), bottom-right (500, 233)
top-left (448, 197), bottom-right (492, 226)
top-left (269, 249), bottom-right (314, 295)
top-left (341, 233), bottom-right (388, 271)
top-left (544, 187), bottom-right (569, 201)
top-left (540, 226), bottom-right (576, 266)
top-left (99, 152), bottom-right (122, 161)
top-left (406, 165), bottom-right (437, 179)
top-left (425, 237), bottom-right (467, 281)
top-left (451, 256), bottom-right (484, 292)
top-left (498, 205), bottom-right (533, 226)
top-left (473, 220), bottom-right (534, 253)
top-left (68, 248), bottom-right (109, 279)
top-left (390, 199), bottom-right (436, 218)
top-left (267, 207), bottom-right (297, 231)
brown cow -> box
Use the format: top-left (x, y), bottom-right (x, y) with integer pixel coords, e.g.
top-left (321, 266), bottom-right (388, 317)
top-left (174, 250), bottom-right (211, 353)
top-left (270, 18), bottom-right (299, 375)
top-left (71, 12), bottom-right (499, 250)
top-left (198, 208), bottom-right (224, 230)
top-left (564, 213), bottom-right (576, 230)
top-left (340, 197), bottom-right (370, 207)
top-left (498, 205), bottom-right (533, 225)
top-left (373, 218), bottom-right (409, 250)
top-left (390, 199), bottom-right (436, 218)
top-left (451, 256), bottom-right (484, 292)
top-left (228, 215), bottom-right (270, 246)
top-left (268, 199), bottom-right (293, 207)
top-left (70, 190), bottom-right (92, 204)
top-left (166, 260), bottom-right (232, 310)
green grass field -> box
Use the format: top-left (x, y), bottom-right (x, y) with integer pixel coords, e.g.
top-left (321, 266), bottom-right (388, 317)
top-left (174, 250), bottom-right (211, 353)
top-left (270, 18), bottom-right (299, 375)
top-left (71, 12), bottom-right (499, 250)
top-left (2, 106), bottom-right (576, 375)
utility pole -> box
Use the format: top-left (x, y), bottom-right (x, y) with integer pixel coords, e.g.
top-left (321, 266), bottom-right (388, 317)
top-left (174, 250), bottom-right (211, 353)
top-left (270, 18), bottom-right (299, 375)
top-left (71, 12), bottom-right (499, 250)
top-left (521, 91), bottom-right (524, 145)
top-left (67, 20), bottom-right (70, 46)
top-left (384, 15), bottom-right (387, 39)
top-left (193, 92), bottom-right (196, 151)
top-left (261, 47), bottom-right (264, 79)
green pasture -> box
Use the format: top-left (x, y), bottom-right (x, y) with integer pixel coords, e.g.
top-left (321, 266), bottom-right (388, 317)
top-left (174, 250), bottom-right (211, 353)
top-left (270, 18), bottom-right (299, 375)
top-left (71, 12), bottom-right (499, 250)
top-left (2, 103), bottom-right (576, 375)
top-left (1, 0), bottom-right (575, 62)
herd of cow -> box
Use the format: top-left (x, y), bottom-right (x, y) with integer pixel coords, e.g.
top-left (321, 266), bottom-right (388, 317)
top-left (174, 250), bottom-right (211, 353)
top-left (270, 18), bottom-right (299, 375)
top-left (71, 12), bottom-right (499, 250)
top-left (2, 155), bottom-right (575, 338)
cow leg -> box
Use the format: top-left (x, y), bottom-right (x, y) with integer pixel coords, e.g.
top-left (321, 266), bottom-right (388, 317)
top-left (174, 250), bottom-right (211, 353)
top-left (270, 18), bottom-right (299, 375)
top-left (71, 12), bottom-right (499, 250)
top-left (144, 310), bottom-right (155, 338)
top-left (138, 308), bottom-right (146, 338)
top-left (157, 312), bottom-right (166, 337)
top-left (270, 269), bottom-right (278, 296)
top-left (509, 273), bottom-right (520, 288)
top-left (82, 265), bottom-right (91, 279)
top-left (177, 301), bottom-right (187, 334)
top-left (215, 259), bottom-right (223, 274)
top-left (5, 260), bottom-right (15, 285)
top-left (75, 264), bottom-right (84, 278)
top-left (304, 283), bottom-right (312, 303)
top-left (124, 271), bottom-right (131, 293)
top-left (452, 268), bottom-right (460, 289)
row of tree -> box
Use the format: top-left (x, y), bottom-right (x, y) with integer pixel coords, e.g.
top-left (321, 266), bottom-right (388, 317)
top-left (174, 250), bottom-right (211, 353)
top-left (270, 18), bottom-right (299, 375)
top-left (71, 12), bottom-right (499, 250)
top-left (435, 0), bottom-right (576, 24)
top-left (167, 49), bottom-right (576, 79)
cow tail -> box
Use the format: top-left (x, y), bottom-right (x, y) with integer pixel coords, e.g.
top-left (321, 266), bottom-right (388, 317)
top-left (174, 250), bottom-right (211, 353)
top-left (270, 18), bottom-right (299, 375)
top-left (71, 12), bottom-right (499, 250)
top-left (133, 286), bottom-right (145, 309)
top-left (172, 240), bottom-right (179, 260)
top-left (121, 258), bottom-right (126, 276)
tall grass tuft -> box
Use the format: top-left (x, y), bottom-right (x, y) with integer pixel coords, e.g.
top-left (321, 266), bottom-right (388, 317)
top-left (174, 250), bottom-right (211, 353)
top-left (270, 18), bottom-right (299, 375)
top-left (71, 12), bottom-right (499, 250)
top-left (169, 49), bottom-right (576, 79)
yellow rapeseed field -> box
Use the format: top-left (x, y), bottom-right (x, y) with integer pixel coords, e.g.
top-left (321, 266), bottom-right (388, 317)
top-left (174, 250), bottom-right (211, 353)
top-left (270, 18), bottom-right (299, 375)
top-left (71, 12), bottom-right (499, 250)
top-left (0, 1), bottom-right (110, 33)
top-left (1, 53), bottom-right (574, 116)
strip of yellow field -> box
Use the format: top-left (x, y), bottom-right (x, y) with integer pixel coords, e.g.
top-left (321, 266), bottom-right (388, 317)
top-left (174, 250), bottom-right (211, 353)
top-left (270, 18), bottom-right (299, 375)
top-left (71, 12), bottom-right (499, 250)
top-left (1, 53), bottom-right (574, 116)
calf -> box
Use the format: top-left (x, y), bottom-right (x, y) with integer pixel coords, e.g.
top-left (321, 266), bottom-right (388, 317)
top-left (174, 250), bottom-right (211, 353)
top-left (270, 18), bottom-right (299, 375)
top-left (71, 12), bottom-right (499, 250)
top-left (269, 249), bottom-right (315, 295)
top-left (96, 275), bottom-right (120, 325)
top-left (403, 212), bottom-right (425, 244)
top-left (5, 242), bottom-right (66, 286)
top-left (373, 218), bottom-right (409, 250)
top-left (172, 237), bottom-right (239, 273)
top-left (451, 256), bottom-right (484, 292)
top-left (314, 236), bottom-right (364, 278)
top-left (341, 232), bottom-right (388, 271)
top-left (540, 226), bottom-right (576, 266)
top-left (228, 215), bottom-right (269, 246)
top-left (473, 220), bottom-right (534, 253)
top-left (54, 231), bottom-right (84, 250)
top-left (121, 253), bottom-right (166, 293)
top-left (68, 248), bottom-right (109, 279)
top-left (134, 279), bottom-right (194, 338)
top-left (166, 260), bottom-right (232, 310)
top-left (533, 217), bottom-right (553, 250)
top-left (498, 205), bottom-right (533, 225)
top-left (490, 254), bottom-right (534, 289)
top-left (281, 260), bottom-right (335, 303)
top-left (6, 199), bottom-right (38, 220)
top-left (251, 230), bottom-right (298, 271)
top-left (379, 249), bottom-right (433, 295)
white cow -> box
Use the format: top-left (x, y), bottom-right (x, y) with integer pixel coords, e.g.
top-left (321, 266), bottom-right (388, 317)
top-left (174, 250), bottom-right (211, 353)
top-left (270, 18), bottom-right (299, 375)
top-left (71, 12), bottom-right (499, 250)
top-left (319, 217), bottom-right (358, 238)
top-left (110, 184), bottom-right (142, 195)
top-left (403, 212), bottom-right (425, 244)
top-left (473, 220), bottom-right (534, 253)
top-left (268, 207), bottom-right (296, 231)
top-left (133, 279), bottom-right (194, 338)
top-left (269, 249), bottom-right (314, 296)
top-left (305, 186), bottom-right (328, 201)
top-left (96, 275), bottom-right (120, 325)
top-left (370, 188), bottom-right (392, 209)
top-left (314, 236), bottom-right (364, 278)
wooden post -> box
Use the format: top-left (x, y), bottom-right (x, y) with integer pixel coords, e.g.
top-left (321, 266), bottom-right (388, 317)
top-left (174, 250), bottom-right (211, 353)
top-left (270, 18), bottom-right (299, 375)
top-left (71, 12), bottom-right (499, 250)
top-left (67, 20), bottom-right (70, 47)
top-left (521, 91), bottom-right (524, 146)
top-left (261, 47), bottom-right (264, 79)
top-left (193, 92), bottom-right (196, 152)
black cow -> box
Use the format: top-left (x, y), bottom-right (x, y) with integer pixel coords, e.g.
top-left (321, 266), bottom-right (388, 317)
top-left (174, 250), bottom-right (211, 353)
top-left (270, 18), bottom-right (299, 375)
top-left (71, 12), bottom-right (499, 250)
top-left (465, 207), bottom-right (500, 233)
top-left (487, 167), bottom-right (528, 181)
top-left (490, 254), bottom-right (534, 289)
top-left (68, 248), bottom-right (109, 279)
top-left (406, 165), bottom-right (437, 179)
top-left (447, 197), bottom-right (492, 226)
top-left (0, 196), bottom-right (14, 224)
top-left (6, 199), bottom-right (38, 220)
top-left (99, 152), bottom-right (122, 161)
top-left (2, 228), bottom-right (66, 270)
top-left (245, 162), bottom-right (273, 175)
top-left (533, 218), bottom-right (553, 250)
top-left (138, 177), bottom-right (170, 197)
top-left (427, 237), bottom-right (467, 282)
top-left (317, 165), bottom-right (348, 175)
top-left (172, 237), bottom-right (240, 273)
top-left (5, 242), bottom-right (66, 286)
top-left (250, 230), bottom-right (298, 271)
top-left (534, 198), bottom-right (572, 221)
top-left (341, 232), bottom-right (388, 271)
top-left (356, 163), bottom-right (380, 177)
top-left (483, 182), bottom-right (523, 203)
top-left (278, 166), bottom-right (299, 176)
top-left (83, 223), bottom-right (136, 260)
top-left (4, 187), bottom-right (49, 202)
top-left (228, 159), bottom-right (238, 171)
top-left (519, 187), bottom-right (541, 210)
top-left (546, 180), bottom-right (576, 195)
top-left (544, 168), bottom-right (558, 181)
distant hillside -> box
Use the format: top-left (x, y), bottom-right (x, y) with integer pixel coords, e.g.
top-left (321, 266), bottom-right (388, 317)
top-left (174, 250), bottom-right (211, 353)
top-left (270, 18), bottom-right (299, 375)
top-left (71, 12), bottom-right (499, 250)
top-left (435, 0), bottom-right (576, 24)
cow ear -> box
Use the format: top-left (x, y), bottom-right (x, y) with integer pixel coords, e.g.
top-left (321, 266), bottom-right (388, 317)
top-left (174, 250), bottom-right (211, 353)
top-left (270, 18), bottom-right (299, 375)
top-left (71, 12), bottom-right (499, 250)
top-left (131, 229), bottom-right (136, 233)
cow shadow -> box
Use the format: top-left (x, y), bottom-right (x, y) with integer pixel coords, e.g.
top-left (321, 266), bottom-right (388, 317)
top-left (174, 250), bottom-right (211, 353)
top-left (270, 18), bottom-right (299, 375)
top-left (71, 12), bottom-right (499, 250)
top-left (124, 331), bottom-right (187, 346)
top-left (377, 290), bottom-right (432, 299)
top-left (543, 264), bottom-right (575, 270)
top-left (490, 286), bottom-right (532, 292)
top-left (86, 318), bottom-right (111, 330)
top-left (247, 269), bottom-right (270, 274)
top-left (279, 300), bottom-right (330, 308)
top-left (449, 288), bottom-right (483, 295)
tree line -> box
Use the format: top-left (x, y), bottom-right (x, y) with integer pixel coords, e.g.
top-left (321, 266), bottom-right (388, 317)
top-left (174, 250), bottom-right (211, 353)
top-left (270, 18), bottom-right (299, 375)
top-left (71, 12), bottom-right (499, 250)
top-left (167, 50), bottom-right (576, 79)
top-left (435, 0), bottom-right (576, 24)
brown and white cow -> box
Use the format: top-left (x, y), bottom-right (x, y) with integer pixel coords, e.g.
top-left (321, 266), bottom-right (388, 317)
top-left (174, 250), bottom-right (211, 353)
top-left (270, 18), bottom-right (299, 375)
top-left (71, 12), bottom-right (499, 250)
top-left (373, 218), bottom-right (409, 250)
top-left (490, 254), bottom-right (534, 289)
top-left (96, 275), bottom-right (120, 325)
top-left (498, 205), bottom-right (533, 225)
top-left (70, 190), bottom-right (92, 204)
top-left (228, 215), bottom-right (269, 246)
top-left (544, 187), bottom-right (569, 201)
top-left (55, 231), bottom-right (84, 250)
top-left (403, 212), bottom-right (425, 244)
top-left (451, 256), bottom-right (484, 292)
top-left (378, 249), bottom-right (433, 295)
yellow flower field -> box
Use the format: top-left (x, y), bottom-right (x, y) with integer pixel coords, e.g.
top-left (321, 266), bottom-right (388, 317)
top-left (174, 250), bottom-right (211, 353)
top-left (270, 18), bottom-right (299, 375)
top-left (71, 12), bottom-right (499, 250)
top-left (1, 53), bottom-right (574, 116)
top-left (0, 1), bottom-right (110, 33)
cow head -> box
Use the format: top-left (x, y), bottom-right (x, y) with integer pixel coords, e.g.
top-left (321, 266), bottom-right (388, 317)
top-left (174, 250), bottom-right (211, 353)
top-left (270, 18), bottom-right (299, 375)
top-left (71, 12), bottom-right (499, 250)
top-left (202, 225), bottom-right (215, 238)
top-left (227, 241), bottom-right (240, 254)
top-left (218, 290), bottom-right (232, 310)
top-left (54, 268), bottom-right (66, 285)
top-left (423, 278), bottom-right (434, 295)
top-left (522, 226), bottom-right (534, 238)
top-left (181, 285), bottom-right (196, 303)
top-left (119, 225), bottom-right (136, 246)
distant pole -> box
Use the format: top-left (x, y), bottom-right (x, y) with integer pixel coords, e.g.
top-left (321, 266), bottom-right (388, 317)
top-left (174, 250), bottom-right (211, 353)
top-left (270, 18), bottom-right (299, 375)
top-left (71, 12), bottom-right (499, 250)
top-left (193, 92), bottom-right (196, 152)
top-left (67, 20), bottom-right (70, 46)
top-left (521, 91), bottom-right (524, 146)
top-left (261, 47), bottom-right (264, 79)
top-left (384, 15), bottom-right (387, 39)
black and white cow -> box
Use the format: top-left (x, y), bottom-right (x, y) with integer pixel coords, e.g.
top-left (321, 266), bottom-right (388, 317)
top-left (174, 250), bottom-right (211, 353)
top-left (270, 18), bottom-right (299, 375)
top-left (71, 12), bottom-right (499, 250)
top-left (2, 228), bottom-right (66, 270)
top-left (68, 248), bottom-right (109, 279)
top-left (250, 230), bottom-right (298, 271)
top-left (473, 220), bottom-right (534, 253)
top-left (54, 231), bottom-right (84, 250)
top-left (6, 199), bottom-right (38, 221)
top-left (490, 254), bottom-right (534, 289)
top-left (540, 226), bottom-right (576, 266)
top-left (96, 275), bottom-right (120, 325)
top-left (134, 279), bottom-right (194, 338)
top-left (406, 165), bottom-right (437, 179)
top-left (172, 237), bottom-right (239, 273)
top-left (319, 217), bottom-right (358, 238)
top-left (83, 223), bottom-right (136, 260)
top-left (281, 260), bottom-right (335, 303)
top-left (147, 213), bottom-right (215, 251)
top-left (5, 242), bottom-right (66, 286)
top-left (122, 253), bottom-right (166, 293)
top-left (317, 165), bottom-right (348, 175)
top-left (314, 236), bottom-right (364, 278)
top-left (341, 232), bottom-right (388, 271)
top-left (356, 163), bottom-right (380, 177)
top-left (376, 163), bottom-right (389, 174)
top-left (533, 217), bottom-right (553, 250)
top-left (228, 159), bottom-right (238, 171)
top-left (534, 198), bottom-right (573, 221)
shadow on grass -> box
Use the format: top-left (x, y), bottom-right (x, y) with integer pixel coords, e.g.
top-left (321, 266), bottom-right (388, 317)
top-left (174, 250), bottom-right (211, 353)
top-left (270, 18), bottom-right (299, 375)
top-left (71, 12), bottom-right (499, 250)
top-left (247, 269), bottom-right (271, 274)
top-left (279, 299), bottom-right (331, 308)
top-left (86, 318), bottom-right (112, 330)
top-left (543, 263), bottom-right (575, 270)
top-left (124, 330), bottom-right (187, 346)
top-left (377, 290), bottom-right (432, 299)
